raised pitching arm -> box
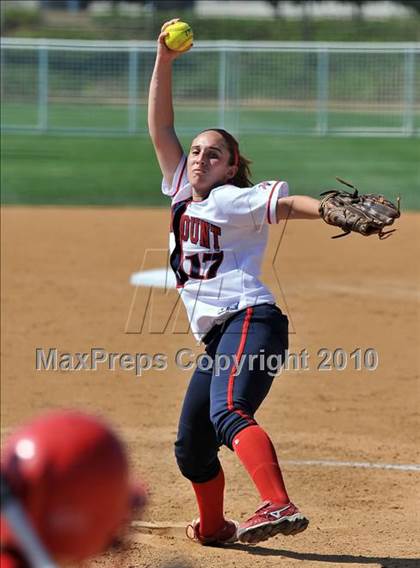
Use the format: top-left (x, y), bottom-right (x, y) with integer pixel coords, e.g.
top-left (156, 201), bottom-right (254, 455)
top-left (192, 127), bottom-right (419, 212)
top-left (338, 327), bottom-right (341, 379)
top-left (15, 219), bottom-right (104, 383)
top-left (148, 19), bottom-right (190, 185)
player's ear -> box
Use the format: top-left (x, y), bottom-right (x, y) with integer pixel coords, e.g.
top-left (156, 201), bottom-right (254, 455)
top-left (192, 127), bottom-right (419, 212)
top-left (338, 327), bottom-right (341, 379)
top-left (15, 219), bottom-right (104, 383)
top-left (226, 165), bottom-right (238, 182)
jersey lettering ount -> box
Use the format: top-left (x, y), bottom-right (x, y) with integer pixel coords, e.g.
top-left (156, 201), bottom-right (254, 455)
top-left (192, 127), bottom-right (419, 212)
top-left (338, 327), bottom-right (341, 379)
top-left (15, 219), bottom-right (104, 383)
top-left (162, 156), bottom-right (289, 340)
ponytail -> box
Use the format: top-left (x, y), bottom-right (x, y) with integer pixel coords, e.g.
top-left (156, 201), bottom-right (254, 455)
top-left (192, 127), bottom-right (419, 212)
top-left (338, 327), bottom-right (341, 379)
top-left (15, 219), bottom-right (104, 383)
top-left (230, 153), bottom-right (253, 188)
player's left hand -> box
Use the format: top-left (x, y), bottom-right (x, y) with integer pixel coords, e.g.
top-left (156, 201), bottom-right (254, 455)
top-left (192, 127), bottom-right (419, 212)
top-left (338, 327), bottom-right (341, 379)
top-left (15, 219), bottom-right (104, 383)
top-left (157, 18), bottom-right (192, 62)
top-left (319, 178), bottom-right (401, 239)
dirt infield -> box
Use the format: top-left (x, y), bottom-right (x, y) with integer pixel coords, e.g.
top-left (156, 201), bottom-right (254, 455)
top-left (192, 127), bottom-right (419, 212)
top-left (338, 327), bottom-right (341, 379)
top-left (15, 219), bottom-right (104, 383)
top-left (1, 207), bottom-right (419, 568)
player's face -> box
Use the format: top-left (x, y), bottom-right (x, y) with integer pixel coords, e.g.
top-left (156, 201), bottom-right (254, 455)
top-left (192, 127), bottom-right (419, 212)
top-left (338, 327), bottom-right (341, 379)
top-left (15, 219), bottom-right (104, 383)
top-left (187, 131), bottom-right (237, 197)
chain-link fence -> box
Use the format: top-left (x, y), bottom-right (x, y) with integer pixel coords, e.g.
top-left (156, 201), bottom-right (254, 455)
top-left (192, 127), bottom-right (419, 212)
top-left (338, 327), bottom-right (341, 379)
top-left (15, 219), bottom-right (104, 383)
top-left (1, 38), bottom-right (419, 137)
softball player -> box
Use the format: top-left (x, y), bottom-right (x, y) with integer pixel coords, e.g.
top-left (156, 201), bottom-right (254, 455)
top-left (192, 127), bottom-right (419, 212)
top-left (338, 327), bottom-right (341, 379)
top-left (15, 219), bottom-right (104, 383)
top-left (1, 411), bottom-right (146, 567)
top-left (149, 19), bottom-right (321, 546)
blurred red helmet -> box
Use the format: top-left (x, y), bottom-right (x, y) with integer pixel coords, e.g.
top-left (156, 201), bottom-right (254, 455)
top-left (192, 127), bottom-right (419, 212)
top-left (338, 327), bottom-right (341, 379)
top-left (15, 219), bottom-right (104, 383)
top-left (0, 410), bottom-right (146, 563)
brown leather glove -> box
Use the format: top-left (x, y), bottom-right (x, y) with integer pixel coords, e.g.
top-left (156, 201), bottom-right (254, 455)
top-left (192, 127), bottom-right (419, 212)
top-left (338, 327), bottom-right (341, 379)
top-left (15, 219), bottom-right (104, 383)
top-left (319, 178), bottom-right (401, 239)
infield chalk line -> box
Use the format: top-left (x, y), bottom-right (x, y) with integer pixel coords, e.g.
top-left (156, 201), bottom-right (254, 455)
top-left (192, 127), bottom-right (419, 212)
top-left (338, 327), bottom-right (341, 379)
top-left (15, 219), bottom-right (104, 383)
top-left (281, 459), bottom-right (420, 472)
top-left (129, 268), bottom-right (419, 303)
top-left (2, 426), bottom-right (418, 472)
top-left (130, 268), bottom-right (176, 288)
top-left (132, 521), bottom-right (185, 530)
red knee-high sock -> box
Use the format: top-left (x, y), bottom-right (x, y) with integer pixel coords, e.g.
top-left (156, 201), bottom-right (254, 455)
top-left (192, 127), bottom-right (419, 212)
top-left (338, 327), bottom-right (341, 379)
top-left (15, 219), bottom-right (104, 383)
top-left (233, 425), bottom-right (290, 506)
top-left (192, 468), bottom-right (226, 537)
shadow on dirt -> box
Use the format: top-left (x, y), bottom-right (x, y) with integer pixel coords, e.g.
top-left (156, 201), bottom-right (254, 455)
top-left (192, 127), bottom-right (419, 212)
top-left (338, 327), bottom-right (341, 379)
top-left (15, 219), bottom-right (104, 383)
top-left (228, 545), bottom-right (418, 567)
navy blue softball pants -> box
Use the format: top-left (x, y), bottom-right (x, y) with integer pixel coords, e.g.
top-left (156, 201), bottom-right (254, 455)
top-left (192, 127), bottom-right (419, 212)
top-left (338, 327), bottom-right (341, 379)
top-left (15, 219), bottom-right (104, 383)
top-left (174, 303), bottom-right (289, 483)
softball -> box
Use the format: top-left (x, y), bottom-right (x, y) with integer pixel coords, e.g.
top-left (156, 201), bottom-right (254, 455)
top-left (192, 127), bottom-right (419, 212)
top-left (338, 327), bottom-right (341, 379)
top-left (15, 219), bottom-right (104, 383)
top-left (164, 21), bottom-right (193, 53)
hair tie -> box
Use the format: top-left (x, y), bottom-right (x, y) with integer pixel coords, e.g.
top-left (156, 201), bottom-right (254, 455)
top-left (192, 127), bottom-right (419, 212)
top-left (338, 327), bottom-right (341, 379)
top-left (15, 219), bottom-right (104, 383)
top-left (233, 145), bottom-right (239, 167)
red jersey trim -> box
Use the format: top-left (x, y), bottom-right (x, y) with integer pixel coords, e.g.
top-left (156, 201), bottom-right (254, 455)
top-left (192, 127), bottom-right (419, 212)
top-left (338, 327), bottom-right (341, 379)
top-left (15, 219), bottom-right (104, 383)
top-left (266, 181), bottom-right (282, 224)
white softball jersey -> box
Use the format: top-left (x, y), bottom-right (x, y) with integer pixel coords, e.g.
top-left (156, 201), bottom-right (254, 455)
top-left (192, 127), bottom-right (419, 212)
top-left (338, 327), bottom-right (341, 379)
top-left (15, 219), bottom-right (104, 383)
top-left (162, 155), bottom-right (289, 340)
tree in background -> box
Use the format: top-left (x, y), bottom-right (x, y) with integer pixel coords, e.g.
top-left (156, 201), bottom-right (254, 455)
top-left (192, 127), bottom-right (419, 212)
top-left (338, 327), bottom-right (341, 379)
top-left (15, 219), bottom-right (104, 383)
top-left (350, 0), bottom-right (367, 20)
top-left (40, 0), bottom-right (195, 11)
top-left (348, 0), bottom-right (420, 19)
top-left (266, 0), bottom-right (283, 18)
top-left (38, 0), bottom-right (420, 17)
top-left (397, 0), bottom-right (420, 14)
top-left (264, 0), bottom-right (419, 20)
top-left (149, 0), bottom-right (195, 9)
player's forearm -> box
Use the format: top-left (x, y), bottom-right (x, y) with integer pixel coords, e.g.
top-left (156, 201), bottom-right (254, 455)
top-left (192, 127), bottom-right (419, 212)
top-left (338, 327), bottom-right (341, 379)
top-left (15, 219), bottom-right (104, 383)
top-left (148, 58), bottom-right (176, 139)
top-left (276, 195), bottom-right (321, 221)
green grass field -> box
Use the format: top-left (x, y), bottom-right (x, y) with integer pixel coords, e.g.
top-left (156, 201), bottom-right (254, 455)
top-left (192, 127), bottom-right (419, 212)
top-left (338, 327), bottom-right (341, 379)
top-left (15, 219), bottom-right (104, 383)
top-left (2, 132), bottom-right (419, 209)
top-left (3, 102), bottom-right (420, 133)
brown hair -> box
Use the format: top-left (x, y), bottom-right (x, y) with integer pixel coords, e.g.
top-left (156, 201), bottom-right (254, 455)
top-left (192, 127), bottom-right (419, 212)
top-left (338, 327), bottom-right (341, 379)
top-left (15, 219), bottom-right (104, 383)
top-left (200, 128), bottom-right (253, 188)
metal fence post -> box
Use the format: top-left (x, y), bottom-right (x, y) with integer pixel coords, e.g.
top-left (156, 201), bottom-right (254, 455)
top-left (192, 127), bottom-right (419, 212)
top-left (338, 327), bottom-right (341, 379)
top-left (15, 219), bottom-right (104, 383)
top-left (403, 48), bottom-right (415, 137)
top-left (128, 48), bottom-right (138, 134)
top-left (37, 46), bottom-right (49, 132)
top-left (226, 50), bottom-right (240, 138)
top-left (316, 48), bottom-right (329, 136)
top-left (218, 48), bottom-right (227, 129)
top-left (0, 48), bottom-right (4, 104)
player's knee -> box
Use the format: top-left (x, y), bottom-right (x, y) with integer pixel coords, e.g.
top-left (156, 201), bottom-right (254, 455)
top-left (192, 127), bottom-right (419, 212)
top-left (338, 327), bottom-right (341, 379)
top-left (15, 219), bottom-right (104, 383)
top-left (174, 432), bottom-right (219, 483)
top-left (174, 438), bottom-right (197, 480)
top-left (210, 407), bottom-right (252, 450)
